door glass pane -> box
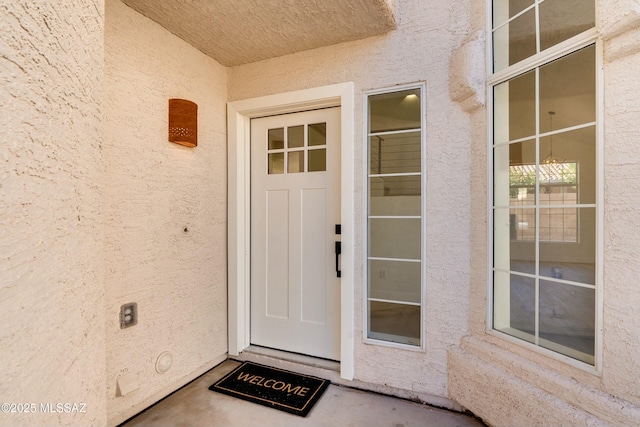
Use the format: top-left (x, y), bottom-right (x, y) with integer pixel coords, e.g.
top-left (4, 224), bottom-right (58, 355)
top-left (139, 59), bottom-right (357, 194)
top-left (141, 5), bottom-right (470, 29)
top-left (539, 280), bottom-right (595, 361)
top-left (288, 151), bottom-right (304, 173)
top-left (268, 128), bottom-right (284, 150)
top-left (539, 45), bottom-right (596, 132)
top-left (369, 218), bottom-right (421, 260)
top-left (268, 153), bottom-right (284, 174)
top-left (369, 260), bottom-right (421, 304)
top-left (369, 301), bottom-right (420, 345)
top-left (493, 8), bottom-right (536, 72)
top-left (540, 0), bottom-right (595, 51)
top-left (369, 132), bottom-right (421, 175)
top-left (308, 149), bottom-right (326, 172)
top-left (369, 89), bottom-right (421, 133)
top-left (309, 123), bottom-right (326, 146)
top-left (287, 125), bottom-right (304, 148)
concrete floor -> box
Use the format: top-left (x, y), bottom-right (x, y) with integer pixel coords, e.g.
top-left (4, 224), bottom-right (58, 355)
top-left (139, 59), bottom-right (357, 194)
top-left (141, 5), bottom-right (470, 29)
top-left (121, 360), bottom-right (485, 427)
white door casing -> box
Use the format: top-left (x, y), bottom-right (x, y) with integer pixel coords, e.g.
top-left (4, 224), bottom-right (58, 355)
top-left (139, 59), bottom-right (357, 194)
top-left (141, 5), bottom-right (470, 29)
top-left (250, 108), bottom-right (341, 360)
top-left (227, 83), bottom-right (355, 379)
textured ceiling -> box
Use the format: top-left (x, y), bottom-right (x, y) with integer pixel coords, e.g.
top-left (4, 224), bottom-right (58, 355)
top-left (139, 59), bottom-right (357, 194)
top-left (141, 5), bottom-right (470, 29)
top-left (121, 0), bottom-right (397, 66)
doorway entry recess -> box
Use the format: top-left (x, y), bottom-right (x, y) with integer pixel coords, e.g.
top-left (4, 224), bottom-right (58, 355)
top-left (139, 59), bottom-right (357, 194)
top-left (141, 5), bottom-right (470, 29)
top-left (227, 83), bottom-right (355, 380)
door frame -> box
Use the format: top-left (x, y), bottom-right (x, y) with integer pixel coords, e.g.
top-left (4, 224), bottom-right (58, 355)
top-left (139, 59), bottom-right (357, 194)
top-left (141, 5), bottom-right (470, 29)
top-left (227, 82), bottom-right (355, 380)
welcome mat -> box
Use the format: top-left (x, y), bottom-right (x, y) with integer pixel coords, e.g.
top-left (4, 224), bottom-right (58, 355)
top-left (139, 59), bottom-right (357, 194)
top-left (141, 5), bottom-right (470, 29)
top-left (209, 361), bottom-right (330, 417)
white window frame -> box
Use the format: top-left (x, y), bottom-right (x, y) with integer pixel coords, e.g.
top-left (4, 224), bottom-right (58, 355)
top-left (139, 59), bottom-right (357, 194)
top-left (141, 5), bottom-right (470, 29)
top-left (363, 82), bottom-right (427, 351)
top-left (486, 4), bottom-right (604, 372)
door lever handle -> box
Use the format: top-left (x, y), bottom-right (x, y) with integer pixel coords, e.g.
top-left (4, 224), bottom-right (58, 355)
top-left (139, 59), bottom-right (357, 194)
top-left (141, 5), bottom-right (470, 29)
top-left (335, 241), bottom-right (342, 278)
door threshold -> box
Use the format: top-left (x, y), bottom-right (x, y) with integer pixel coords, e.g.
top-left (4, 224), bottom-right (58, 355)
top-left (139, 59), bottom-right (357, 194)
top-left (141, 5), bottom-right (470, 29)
top-left (233, 346), bottom-right (345, 384)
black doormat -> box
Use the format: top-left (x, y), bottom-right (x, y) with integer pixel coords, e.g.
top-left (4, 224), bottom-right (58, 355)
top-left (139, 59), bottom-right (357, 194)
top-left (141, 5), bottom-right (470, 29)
top-left (209, 361), bottom-right (330, 417)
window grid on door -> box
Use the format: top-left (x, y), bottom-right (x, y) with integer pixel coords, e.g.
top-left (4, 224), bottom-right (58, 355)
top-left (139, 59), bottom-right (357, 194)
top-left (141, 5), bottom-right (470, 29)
top-left (267, 123), bottom-right (327, 174)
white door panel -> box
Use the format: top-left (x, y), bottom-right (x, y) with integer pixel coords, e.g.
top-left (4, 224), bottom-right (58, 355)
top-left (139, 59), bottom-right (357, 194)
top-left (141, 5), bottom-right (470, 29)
top-left (251, 107), bottom-right (341, 360)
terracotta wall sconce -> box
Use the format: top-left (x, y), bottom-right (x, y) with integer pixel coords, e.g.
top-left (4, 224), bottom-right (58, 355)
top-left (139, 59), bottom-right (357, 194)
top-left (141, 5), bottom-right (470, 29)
top-left (168, 99), bottom-right (197, 147)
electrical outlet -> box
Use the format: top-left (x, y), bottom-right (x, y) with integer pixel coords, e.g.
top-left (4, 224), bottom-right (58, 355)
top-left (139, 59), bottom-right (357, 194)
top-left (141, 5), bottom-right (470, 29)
top-left (120, 302), bottom-right (137, 329)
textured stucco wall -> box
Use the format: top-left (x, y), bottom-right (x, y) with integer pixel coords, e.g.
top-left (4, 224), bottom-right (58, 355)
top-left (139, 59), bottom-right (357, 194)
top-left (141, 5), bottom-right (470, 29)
top-left (600, 0), bottom-right (640, 408)
top-left (450, 0), bottom-right (640, 425)
top-left (104, 0), bottom-right (228, 424)
top-left (0, 1), bottom-right (107, 426)
top-left (230, 0), bottom-right (474, 405)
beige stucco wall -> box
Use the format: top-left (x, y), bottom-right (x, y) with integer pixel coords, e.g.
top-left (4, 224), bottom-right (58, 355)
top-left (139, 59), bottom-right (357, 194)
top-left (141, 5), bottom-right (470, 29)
top-left (599, 0), bottom-right (640, 408)
top-left (450, 0), bottom-right (640, 425)
top-left (0, 1), bottom-right (107, 426)
top-left (104, 0), bottom-right (228, 424)
top-left (3, 0), bottom-right (639, 425)
top-left (229, 0), bottom-right (475, 406)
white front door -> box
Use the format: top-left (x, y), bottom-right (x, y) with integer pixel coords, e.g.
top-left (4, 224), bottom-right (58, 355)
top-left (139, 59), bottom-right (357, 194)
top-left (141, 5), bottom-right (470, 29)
top-left (250, 107), bottom-right (341, 360)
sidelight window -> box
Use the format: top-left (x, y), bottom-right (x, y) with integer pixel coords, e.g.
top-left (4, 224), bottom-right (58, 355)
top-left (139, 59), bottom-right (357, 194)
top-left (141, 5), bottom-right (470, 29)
top-left (364, 84), bottom-right (425, 347)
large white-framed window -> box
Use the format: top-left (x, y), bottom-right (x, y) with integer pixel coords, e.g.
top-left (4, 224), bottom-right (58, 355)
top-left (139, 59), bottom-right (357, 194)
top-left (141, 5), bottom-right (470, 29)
top-left (364, 83), bottom-right (426, 349)
top-left (489, 0), bottom-right (600, 367)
